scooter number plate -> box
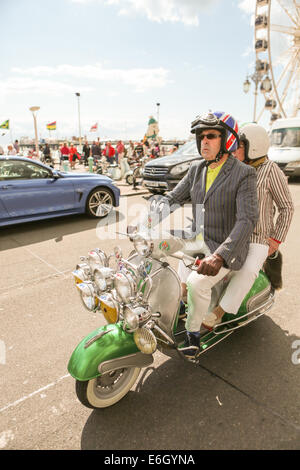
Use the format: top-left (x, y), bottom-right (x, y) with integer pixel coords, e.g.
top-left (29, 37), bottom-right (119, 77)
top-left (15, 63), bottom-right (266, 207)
top-left (145, 181), bottom-right (161, 187)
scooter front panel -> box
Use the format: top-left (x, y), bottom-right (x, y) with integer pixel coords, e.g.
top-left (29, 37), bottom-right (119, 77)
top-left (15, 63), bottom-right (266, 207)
top-left (128, 254), bottom-right (181, 338)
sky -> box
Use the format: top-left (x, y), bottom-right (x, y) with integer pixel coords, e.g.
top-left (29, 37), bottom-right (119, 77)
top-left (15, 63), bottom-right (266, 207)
top-left (0, 0), bottom-right (295, 145)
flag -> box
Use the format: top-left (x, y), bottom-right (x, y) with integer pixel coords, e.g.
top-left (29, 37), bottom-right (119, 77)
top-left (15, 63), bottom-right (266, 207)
top-left (0, 120), bottom-right (9, 129)
top-left (90, 123), bottom-right (98, 132)
top-left (47, 121), bottom-right (56, 130)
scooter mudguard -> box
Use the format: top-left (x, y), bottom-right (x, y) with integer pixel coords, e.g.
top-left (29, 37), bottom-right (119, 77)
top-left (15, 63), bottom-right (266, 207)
top-left (68, 322), bottom-right (139, 381)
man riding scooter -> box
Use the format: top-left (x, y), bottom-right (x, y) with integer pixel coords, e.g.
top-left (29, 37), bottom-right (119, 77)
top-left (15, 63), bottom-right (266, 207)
top-left (152, 111), bottom-right (259, 359)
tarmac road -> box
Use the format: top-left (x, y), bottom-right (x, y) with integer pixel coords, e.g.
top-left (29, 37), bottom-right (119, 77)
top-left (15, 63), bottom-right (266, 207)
top-left (0, 181), bottom-right (300, 451)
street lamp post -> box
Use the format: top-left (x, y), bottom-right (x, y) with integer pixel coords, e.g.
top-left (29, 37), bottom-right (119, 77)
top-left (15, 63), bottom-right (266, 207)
top-left (75, 92), bottom-right (82, 152)
top-left (29, 106), bottom-right (40, 158)
top-left (156, 102), bottom-right (160, 125)
top-left (243, 70), bottom-right (273, 122)
top-left (243, 72), bottom-right (261, 122)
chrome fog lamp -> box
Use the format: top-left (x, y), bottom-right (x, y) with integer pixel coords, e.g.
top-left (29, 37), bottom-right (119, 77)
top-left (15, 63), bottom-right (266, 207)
top-left (88, 248), bottom-right (107, 272)
top-left (94, 267), bottom-right (115, 292)
top-left (77, 282), bottom-right (97, 311)
top-left (134, 328), bottom-right (157, 354)
top-left (94, 271), bottom-right (107, 292)
top-left (72, 263), bottom-right (90, 284)
top-left (123, 306), bottom-right (139, 332)
top-left (114, 271), bottom-right (136, 303)
top-left (132, 306), bottom-right (152, 326)
top-left (133, 235), bottom-right (152, 257)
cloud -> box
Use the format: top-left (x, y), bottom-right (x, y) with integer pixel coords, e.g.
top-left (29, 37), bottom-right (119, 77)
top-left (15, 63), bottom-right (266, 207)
top-left (70, 0), bottom-right (221, 26)
top-left (1, 76), bottom-right (93, 96)
top-left (11, 63), bottom-right (171, 93)
top-left (238, 0), bottom-right (255, 16)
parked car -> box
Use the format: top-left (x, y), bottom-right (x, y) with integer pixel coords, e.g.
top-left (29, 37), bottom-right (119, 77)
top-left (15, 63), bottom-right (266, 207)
top-left (142, 139), bottom-right (200, 194)
top-left (268, 117), bottom-right (300, 177)
top-left (0, 156), bottom-right (120, 227)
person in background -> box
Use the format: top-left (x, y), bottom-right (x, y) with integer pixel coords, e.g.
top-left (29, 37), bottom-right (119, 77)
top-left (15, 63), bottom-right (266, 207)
top-left (69, 143), bottom-right (80, 169)
top-left (14, 140), bottom-right (20, 153)
top-left (82, 141), bottom-right (90, 166)
top-left (42, 143), bottom-right (54, 165)
top-left (152, 141), bottom-right (160, 158)
top-left (91, 141), bottom-right (102, 164)
top-left (0, 145), bottom-right (4, 155)
top-left (116, 140), bottom-right (125, 166)
top-left (202, 123), bottom-right (294, 329)
top-left (7, 144), bottom-right (17, 155)
top-left (169, 143), bottom-right (179, 154)
top-left (134, 141), bottom-right (144, 159)
top-left (103, 141), bottom-right (115, 165)
top-left (60, 142), bottom-right (70, 166)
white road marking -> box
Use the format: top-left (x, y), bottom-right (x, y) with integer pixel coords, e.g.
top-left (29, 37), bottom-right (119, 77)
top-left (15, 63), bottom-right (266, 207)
top-left (0, 374), bottom-right (70, 414)
top-left (23, 245), bottom-right (68, 277)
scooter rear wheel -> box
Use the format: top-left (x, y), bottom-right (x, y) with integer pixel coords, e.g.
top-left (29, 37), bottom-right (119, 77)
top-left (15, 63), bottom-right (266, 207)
top-left (75, 367), bottom-right (141, 409)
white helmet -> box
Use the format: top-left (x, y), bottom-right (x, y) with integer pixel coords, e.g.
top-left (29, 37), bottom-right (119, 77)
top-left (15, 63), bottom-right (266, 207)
top-left (239, 123), bottom-right (270, 160)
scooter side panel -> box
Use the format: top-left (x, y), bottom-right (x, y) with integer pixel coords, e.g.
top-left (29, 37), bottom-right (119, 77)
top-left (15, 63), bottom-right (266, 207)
top-left (68, 322), bottom-right (139, 381)
top-left (222, 270), bottom-right (271, 323)
top-left (238, 269), bottom-right (270, 315)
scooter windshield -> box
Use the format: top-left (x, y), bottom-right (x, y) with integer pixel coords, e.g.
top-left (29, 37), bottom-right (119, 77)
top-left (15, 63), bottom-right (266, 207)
top-left (130, 196), bottom-right (208, 260)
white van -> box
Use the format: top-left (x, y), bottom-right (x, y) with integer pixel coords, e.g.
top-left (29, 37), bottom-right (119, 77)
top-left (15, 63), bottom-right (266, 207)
top-left (268, 117), bottom-right (300, 177)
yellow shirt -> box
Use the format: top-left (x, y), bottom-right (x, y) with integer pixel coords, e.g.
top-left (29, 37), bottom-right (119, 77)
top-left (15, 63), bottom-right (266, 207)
top-left (196, 160), bottom-right (226, 242)
top-left (206, 160), bottom-right (226, 193)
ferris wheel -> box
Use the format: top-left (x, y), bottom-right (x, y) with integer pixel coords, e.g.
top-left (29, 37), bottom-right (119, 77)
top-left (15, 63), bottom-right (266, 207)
top-left (245, 0), bottom-right (300, 123)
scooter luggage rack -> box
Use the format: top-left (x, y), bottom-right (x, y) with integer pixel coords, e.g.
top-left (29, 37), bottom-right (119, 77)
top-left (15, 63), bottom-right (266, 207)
top-left (212, 290), bottom-right (275, 335)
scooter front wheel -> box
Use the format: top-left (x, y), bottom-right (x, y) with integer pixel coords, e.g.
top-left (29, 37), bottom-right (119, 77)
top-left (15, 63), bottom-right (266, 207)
top-left (126, 174), bottom-right (134, 185)
top-left (75, 367), bottom-right (141, 409)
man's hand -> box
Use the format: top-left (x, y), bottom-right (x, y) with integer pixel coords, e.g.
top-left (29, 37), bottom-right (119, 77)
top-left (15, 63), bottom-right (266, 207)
top-left (197, 254), bottom-right (224, 276)
top-left (268, 238), bottom-right (280, 257)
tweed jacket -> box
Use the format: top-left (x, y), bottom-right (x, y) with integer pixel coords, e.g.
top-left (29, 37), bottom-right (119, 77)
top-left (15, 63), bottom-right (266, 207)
top-left (166, 155), bottom-right (259, 270)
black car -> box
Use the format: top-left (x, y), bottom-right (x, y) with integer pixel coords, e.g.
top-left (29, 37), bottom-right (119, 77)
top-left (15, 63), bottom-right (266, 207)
top-left (142, 140), bottom-right (200, 194)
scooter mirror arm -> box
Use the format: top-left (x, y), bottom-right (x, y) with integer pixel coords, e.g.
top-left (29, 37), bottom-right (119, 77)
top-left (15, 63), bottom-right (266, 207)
top-left (120, 258), bottom-right (139, 274)
top-left (169, 252), bottom-right (202, 270)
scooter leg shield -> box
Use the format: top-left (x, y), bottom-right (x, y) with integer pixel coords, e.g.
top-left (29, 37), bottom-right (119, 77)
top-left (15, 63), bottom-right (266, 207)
top-left (68, 323), bottom-right (141, 381)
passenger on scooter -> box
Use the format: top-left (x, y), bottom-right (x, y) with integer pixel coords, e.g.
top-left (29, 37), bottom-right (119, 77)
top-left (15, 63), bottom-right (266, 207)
top-left (202, 123), bottom-right (294, 329)
top-left (154, 111), bottom-right (259, 358)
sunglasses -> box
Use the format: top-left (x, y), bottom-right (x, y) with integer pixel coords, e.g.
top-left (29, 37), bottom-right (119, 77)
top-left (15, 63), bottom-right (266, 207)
top-left (199, 133), bottom-right (221, 141)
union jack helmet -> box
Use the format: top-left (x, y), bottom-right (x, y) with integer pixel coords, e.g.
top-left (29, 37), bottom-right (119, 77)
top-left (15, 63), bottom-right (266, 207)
top-left (191, 111), bottom-right (239, 154)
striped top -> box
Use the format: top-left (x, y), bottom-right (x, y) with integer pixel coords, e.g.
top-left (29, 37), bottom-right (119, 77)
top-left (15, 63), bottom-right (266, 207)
top-left (250, 159), bottom-right (294, 245)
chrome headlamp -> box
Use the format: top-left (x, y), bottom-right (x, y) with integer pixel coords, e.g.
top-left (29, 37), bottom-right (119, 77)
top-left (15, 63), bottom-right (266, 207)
top-left (123, 305), bottom-right (152, 332)
top-left (123, 306), bottom-right (139, 332)
top-left (98, 293), bottom-right (119, 324)
top-left (133, 235), bottom-right (153, 257)
top-left (72, 263), bottom-right (91, 284)
top-left (88, 248), bottom-right (108, 272)
top-left (114, 270), bottom-right (136, 303)
top-left (134, 328), bottom-right (157, 354)
top-left (76, 281), bottom-right (98, 311)
top-left (94, 267), bottom-right (115, 293)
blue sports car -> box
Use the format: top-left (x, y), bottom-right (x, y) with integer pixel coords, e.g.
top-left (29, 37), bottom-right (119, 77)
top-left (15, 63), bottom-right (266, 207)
top-left (0, 156), bottom-right (121, 227)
